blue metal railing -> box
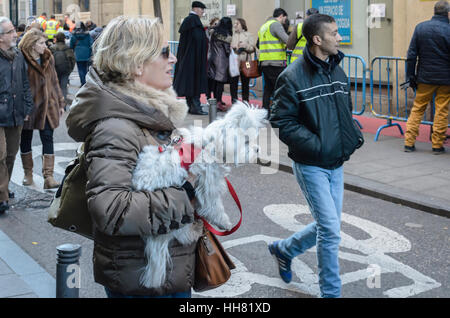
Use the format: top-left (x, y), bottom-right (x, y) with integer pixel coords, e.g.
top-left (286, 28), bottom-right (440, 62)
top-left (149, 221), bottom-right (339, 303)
top-left (369, 56), bottom-right (448, 141)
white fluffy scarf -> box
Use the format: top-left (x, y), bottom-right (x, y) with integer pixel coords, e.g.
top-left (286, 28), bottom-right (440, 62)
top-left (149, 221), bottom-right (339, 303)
top-left (109, 81), bottom-right (188, 128)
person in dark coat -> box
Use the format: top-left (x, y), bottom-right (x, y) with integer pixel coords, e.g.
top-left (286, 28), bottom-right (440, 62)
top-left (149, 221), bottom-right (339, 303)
top-left (70, 21), bottom-right (93, 86)
top-left (269, 14), bottom-right (364, 298)
top-left (404, 0), bottom-right (450, 154)
top-left (0, 17), bottom-right (34, 213)
top-left (208, 17), bottom-right (233, 111)
top-left (173, 1), bottom-right (208, 115)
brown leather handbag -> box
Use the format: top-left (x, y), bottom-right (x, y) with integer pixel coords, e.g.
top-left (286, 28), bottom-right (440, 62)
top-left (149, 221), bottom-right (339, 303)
top-left (193, 177), bottom-right (241, 292)
top-left (240, 53), bottom-right (261, 79)
top-left (193, 228), bottom-right (236, 292)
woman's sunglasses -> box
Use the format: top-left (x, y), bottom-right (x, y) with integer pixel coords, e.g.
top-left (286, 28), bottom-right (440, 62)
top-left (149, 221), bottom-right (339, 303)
top-left (161, 46), bottom-right (170, 59)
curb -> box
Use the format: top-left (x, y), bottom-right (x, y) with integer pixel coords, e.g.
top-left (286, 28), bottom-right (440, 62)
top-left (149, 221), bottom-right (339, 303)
top-left (258, 159), bottom-right (450, 219)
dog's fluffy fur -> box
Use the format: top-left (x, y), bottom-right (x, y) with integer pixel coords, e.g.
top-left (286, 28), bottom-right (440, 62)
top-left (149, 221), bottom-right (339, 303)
top-left (132, 101), bottom-right (267, 288)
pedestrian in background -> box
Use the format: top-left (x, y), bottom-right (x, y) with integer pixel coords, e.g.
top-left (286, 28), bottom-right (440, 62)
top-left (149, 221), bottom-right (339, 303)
top-left (258, 8), bottom-right (289, 115)
top-left (207, 16), bottom-right (233, 111)
top-left (18, 28), bottom-right (65, 190)
top-left (230, 18), bottom-right (256, 103)
top-left (70, 21), bottom-right (93, 87)
top-left (206, 17), bottom-right (219, 100)
top-left (269, 13), bottom-right (364, 298)
top-left (404, 0), bottom-right (450, 155)
top-left (0, 17), bottom-right (34, 214)
top-left (287, 8), bottom-right (319, 63)
top-left (66, 16), bottom-right (198, 298)
top-left (173, 1), bottom-right (208, 115)
top-left (50, 32), bottom-right (75, 102)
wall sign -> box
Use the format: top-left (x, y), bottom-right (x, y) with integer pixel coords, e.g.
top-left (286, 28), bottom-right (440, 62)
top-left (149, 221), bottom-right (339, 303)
top-left (311, 0), bottom-right (353, 45)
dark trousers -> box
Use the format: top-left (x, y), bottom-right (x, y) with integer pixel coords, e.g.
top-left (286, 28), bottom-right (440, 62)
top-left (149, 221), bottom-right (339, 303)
top-left (230, 73), bottom-right (250, 102)
top-left (262, 65), bottom-right (286, 112)
top-left (186, 96), bottom-right (201, 110)
top-left (20, 120), bottom-right (54, 155)
top-left (58, 72), bottom-right (69, 101)
top-left (209, 80), bottom-right (225, 103)
top-left (0, 126), bottom-right (22, 201)
top-left (77, 61), bottom-right (89, 86)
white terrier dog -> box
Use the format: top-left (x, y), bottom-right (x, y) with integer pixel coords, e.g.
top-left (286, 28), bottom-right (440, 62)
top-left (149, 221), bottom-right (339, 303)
top-left (132, 102), bottom-right (267, 288)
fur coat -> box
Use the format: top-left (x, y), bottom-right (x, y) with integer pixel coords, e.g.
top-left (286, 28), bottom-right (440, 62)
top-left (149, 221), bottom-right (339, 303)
top-left (21, 48), bottom-right (65, 130)
top-left (66, 68), bottom-right (195, 296)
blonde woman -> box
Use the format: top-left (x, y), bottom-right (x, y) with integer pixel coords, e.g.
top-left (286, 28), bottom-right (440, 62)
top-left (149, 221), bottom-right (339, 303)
top-left (18, 29), bottom-right (65, 189)
top-left (66, 16), bottom-right (197, 298)
top-left (230, 18), bottom-right (256, 103)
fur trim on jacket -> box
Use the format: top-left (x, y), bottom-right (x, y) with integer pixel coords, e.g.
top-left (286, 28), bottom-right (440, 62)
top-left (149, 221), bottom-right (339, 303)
top-left (108, 80), bottom-right (188, 128)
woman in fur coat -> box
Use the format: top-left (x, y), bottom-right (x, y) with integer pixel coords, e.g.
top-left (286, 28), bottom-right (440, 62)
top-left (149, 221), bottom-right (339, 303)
top-left (66, 16), bottom-right (198, 298)
top-left (18, 29), bottom-right (65, 189)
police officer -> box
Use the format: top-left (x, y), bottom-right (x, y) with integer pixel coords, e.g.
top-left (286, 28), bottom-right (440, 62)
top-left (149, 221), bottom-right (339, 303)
top-left (258, 8), bottom-right (289, 114)
top-left (45, 15), bottom-right (59, 41)
top-left (287, 8), bottom-right (319, 63)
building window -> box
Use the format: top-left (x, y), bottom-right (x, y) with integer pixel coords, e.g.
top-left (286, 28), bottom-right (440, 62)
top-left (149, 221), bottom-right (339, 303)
top-left (79, 0), bottom-right (90, 11)
top-left (54, 0), bottom-right (63, 14)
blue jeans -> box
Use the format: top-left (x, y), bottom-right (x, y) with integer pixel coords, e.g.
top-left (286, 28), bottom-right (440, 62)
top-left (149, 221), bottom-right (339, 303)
top-left (278, 163), bottom-right (344, 298)
top-left (104, 287), bottom-right (191, 298)
top-left (77, 61), bottom-right (89, 86)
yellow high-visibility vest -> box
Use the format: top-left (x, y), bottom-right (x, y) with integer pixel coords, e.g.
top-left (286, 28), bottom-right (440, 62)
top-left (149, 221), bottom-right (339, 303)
top-left (36, 16), bottom-right (46, 30)
top-left (291, 23), bottom-right (307, 63)
top-left (45, 20), bottom-right (58, 39)
top-left (258, 19), bottom-right (286, 62)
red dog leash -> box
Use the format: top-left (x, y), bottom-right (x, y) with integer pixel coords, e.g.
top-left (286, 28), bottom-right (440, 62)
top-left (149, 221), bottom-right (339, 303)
top-left (199, 177), bottom-right (242, 236)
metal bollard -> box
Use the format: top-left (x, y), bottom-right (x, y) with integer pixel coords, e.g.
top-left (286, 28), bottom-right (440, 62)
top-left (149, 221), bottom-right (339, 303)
top-left (56, 244), bottom-right (82, 298)
top-left (208, 98), bottom-right (217, 123)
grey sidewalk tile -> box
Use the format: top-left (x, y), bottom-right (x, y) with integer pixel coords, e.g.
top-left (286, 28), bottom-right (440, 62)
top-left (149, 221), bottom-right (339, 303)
top-left (390, 175), bottom-right (450, 192)
top-left (0, 274), bottom-right (33, 298)
top-left (21, 272), bottom-right (56, 298)
top-left (0, 239), bottom-right (46, 276)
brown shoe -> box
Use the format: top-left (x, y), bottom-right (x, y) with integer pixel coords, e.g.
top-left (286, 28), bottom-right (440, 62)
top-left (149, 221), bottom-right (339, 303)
top-left (21, 152), bottom-right (34, 186)
top-left (42, 154), bottom-right (60, 190)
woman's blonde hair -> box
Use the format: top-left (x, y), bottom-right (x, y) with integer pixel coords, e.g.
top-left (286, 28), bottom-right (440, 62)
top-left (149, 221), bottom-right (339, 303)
top-left (93, 16), bottom-right (164, 83)
top-left (18, 28), bottom-right (46, 54)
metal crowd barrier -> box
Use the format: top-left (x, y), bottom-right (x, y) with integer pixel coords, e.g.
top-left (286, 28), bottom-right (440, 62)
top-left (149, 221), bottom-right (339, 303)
top-left (369, 56), bottom-right (449, 142)
top-left (340, 54), bottom-right (368, 129)
top-left (168, 40), bottom-right (179, 78)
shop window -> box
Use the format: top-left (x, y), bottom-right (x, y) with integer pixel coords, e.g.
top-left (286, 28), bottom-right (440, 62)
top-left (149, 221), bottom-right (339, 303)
top-left (54, 0), bottom-right (63, 14)
top-left (79, 0), bottom-right (90, 11)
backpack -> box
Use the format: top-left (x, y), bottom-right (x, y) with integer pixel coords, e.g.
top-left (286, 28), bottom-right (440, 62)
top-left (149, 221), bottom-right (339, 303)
top-left (53, 47), bottom-right (72, 76)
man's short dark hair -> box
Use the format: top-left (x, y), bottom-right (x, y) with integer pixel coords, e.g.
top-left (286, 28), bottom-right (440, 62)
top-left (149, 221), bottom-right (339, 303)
top-left (51, 15), bottom-right (55, 19)
top-left (306, 8), bottom-right (319, 17)
top-left (273, 8), bottom-right (288, 18)
top-left (434, 0), bottom-right (449, 16)
top-left (302, 13), bottom-right (335, 45)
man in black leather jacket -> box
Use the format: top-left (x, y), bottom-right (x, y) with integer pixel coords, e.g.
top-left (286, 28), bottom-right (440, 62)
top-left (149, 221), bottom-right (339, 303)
top-left (268, 14), bottom-right (363, 298)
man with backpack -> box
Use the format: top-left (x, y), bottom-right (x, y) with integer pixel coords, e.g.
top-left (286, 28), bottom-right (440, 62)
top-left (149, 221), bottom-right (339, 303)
top-left (50, 32), bottom-right (75, 103)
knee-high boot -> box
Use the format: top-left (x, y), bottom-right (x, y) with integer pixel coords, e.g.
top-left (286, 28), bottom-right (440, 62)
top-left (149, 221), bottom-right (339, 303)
top-left (42, 154), bottom-right (60, 189)
top-left (21, 152), bottom-right (34, 186)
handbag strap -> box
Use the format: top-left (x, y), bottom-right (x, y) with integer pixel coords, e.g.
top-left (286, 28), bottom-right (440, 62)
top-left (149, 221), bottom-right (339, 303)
top-left (198, 177), bottom-right (242, 237)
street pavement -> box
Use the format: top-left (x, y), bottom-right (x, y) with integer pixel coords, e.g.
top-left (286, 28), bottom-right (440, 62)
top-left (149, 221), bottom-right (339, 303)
top-left (0, 70), bottom-right (448, 298)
